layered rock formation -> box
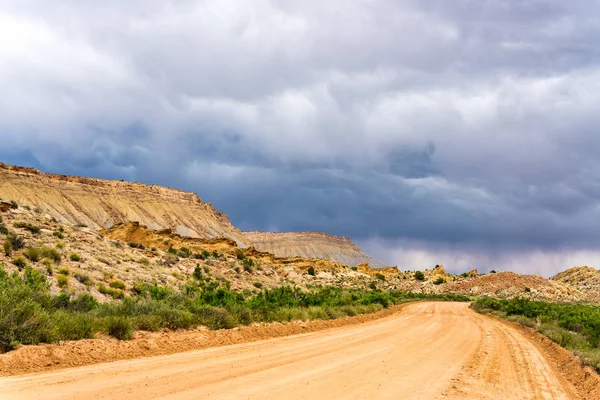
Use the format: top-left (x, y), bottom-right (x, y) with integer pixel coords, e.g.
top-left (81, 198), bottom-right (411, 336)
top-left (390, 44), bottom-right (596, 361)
top-left (0, 162), bottom-right (247, 245)
top-left (244, 231), bottom-right (388, 268)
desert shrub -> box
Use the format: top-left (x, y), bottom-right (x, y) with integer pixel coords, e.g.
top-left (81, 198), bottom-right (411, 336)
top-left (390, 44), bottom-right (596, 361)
top-left (0, 222), bottom-right (8, 235)
top-left (53, 231), bottom-right (64, 239)
top-left (57, 275), bottom-right (68, 288)
top-left (75, 273), bottom-right (93, 286)
top-left (193, 265), bottom-right (203, 280)
top-left (12, 257), bottom-right (27, 269)
top-left (10, 200), bottom-right (18, 209)
top-left (106, 317), bottom-right (133, 340)
top-left (253, 282), bottom-right (263, 289)
top-left (40, 247), bottom-right (61, 264)
top-left (195, 306), bottom-right (237, 330)
top-left (69, 253), bottom-right (81, 262)
top-left (127, 242), bottom-right (145, 250)
top-left (58, 268), bottom-right (69, 275)
top-left (98, 284), bottom-right (124, 299)
top-left (137, 257), bottom-right (150, 266)
top-left (6, 233), bottom-right (24, 250)
top-left (177, 247), bottom-right (191, 258)
top-left (53, 311), bottom-right (97, 341)
top-left (414, 271), bottom-right (425, 281)
top-left (307, 266), bottom-right (315, 276)
top-left (236, 250), bottom-right (245, 260)
top-left (56, 242), bottom-right (64, 249)
top-left (110, 241), bottom-right (122, 249)
top-left (433, 277), bottom-right (445, 285)
top-left (201, 250), bottom-right (210, 259)
top-left (375, 273), bottom-right (385, 281)
top-left (134, 315), bottom-right (162, 332)
top-left (3, 239), bottom-right (12, 256)
top-left (70, 293), bottom-right (98, 312)
top-left (23, 247), bottom-right (42, 262)
top-left (242, 258), bottom-right (254, 272)
top-left (109, 280), bottom-right (126, 290)
top-left (13, 222), bottom-right (40, 234)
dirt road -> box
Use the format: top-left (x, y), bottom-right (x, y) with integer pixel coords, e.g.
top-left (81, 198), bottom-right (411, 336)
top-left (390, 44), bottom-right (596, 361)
top-left (0, 302), bottom-right (580, 399)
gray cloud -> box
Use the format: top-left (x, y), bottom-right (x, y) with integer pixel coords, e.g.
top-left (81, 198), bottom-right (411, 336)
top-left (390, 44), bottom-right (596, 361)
top-left (1, 1), bottom-right (600, 275)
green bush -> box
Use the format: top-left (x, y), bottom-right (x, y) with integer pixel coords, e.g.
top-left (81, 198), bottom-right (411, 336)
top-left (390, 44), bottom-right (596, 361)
top-left (307, 266), bottom-right (315, 276)
top-left (106, 317), bottom-right (133, 340)
top-left (70, 253), bottom-right (81, 262)
top-left (58, 268), bottom-right (69, 275)
top-left (433, 277), bottom-right (445, 285)
top-left (0, 223), bottom-right (8, 235)
top-left (41, 247), bottom-right (61, 264)
top-left (414, 271), bottom-right (425, 281)
top-left (193, 265), bottom-right (203, 280)
top-left (109, 280), bottom-right (126, 290)
top-left (0, 268), bottom-right (55, 351)
top-left (53, 231), bottom-right (64, 239)
top-left (253, 282), bottom-right (263, 289)
top-left (375, 273), bottom-right (385, 281)
top-left (98, 284), bottom-right (124, 299)
top-left (53, 311), bottom-right (97, 341)
top-left (10, 200), bottom-right (18, 209)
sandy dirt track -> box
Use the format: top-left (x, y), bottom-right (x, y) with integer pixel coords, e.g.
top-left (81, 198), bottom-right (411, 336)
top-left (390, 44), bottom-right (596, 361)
top-left (0, 302), bottom-right (581, 399)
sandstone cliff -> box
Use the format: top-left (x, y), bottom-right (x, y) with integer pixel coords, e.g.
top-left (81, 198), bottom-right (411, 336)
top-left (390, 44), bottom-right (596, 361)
top-left (0, 162), bottom-right (247, 245)
top-left (244, 231), bottom-right (388, 268)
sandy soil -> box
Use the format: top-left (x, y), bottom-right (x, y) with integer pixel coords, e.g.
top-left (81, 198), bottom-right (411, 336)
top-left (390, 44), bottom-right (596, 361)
top-left (0, 302), bottom-right (596, 399)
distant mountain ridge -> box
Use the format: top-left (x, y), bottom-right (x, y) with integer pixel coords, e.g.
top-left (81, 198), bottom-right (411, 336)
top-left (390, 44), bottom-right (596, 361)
top-left (0, 162), bottom-right (388, 268)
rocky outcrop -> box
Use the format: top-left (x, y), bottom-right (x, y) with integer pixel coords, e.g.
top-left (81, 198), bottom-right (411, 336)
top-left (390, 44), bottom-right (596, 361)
top-left (0, 201), bottom-right (11, 212)
top-left (243, 231), bottom-right (388, 268)
top-left (551, 266), bottom-right (600, 302)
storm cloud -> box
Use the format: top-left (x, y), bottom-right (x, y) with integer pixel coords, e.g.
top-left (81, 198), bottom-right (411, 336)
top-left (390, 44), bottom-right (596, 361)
top-left (2, 1), bottom-right (600, 275)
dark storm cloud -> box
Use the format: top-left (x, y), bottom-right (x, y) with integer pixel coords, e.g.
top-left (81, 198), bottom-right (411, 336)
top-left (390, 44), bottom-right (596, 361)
top-left (2, 1), bottom-right (600, 275)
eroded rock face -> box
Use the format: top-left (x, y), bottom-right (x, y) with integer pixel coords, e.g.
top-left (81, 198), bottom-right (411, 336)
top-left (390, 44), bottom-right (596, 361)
top-left (243, 231), bottom-right (389, 268)
top-left (0, 162), bottom-right (247, 245)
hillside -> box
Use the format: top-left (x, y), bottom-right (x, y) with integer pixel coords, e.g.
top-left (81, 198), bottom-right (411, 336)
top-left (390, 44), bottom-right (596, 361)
top-left (0, 163), bottom-right (384, 267)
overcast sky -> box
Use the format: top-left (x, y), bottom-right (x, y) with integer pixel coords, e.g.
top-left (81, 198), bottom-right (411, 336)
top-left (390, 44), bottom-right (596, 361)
top-left (2, 1), bottom-right (600, 276)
